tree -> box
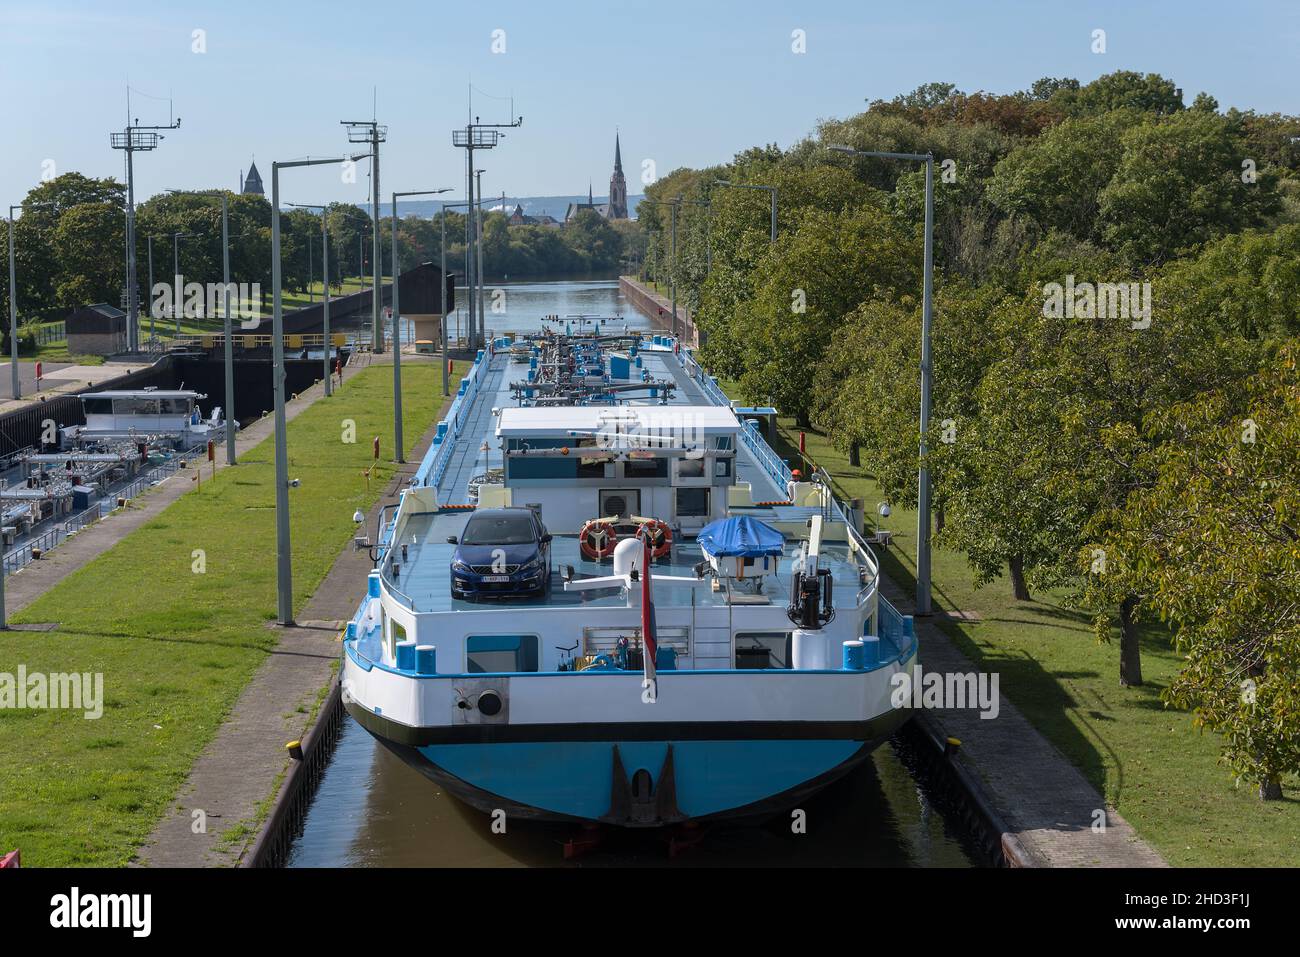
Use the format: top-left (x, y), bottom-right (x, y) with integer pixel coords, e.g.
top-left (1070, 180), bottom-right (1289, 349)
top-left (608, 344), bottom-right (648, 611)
top-left (1085, 347), bottom-right (1300, 798)
top-left (1050, 70), bottom-right (1184, 117)
top-left (986, 110), bottom-right (1141, 242)
top-left (52, 202), bottom-right (124, 306)
top-left (1098, 110), bottom-right (1280, 265)
top-left (734, 203), bottom-right (919, 425)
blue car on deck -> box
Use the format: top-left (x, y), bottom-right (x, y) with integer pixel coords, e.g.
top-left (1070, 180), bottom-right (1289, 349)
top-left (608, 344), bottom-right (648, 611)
top-left (448, 507), bottom-right (552, 599)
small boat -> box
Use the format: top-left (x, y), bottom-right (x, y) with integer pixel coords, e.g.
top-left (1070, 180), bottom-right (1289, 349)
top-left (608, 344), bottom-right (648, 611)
top-left (62, 387), bottom-right (227, 451)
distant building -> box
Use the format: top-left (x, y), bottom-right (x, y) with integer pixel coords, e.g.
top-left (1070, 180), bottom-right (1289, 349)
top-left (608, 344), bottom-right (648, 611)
top-left (564, 134), bottom-right (629, 225)
top-left (66, 303), bottom-right (128, 355)
top-left (608, 133), bottom-right (628, 219)
top-left (508, 204), bottom-right (559, 227)
top-left (240, 161), bottom-right (265, 196)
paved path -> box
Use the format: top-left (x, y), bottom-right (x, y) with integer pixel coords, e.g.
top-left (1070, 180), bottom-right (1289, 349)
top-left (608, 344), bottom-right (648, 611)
top-left (0, 359), bottom-right (152, 415)
top-left (878, 571), bottom-right (1166, 867)
top-left (137, 355), bottom-right (447, 867)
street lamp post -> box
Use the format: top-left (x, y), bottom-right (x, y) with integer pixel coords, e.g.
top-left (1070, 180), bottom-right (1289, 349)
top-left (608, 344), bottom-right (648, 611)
top-left (168, 190), bottom-right (237, 464)
top-left (287, 204), bottom-right (336, 397)
top-left (829, 144), bottom-right (935, 616)
top-left (474, 170), bottom-right (487, 350)
top-left (7, 201), bottom-right (54, 400)
top-left (270, 154), bottom-right (356, 625)
top-left (390, 188), bottom-right (451, 462)
top-left (439, 197), bottom-right (489, 396)
top-left (171, 230), bottom-right (197, 337)
top-left (146, 235), bottom-right (156, 345)
top-left (643, 198), bottom-right (682, 338)
top-left (341, 121), bottom-right (387, 354)
top-left (713, 180), bottom-right (778, 244)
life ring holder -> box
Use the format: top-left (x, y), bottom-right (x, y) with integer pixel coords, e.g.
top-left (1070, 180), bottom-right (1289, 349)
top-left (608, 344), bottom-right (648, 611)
top-left (579, 519), bottom-right (619, 561)
top-left (636, 519), bottom-right (673, 559)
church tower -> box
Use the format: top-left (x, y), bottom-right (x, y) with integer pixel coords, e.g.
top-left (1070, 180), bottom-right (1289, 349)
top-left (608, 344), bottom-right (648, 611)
top-left (607, 133), bottom-right (628, 219)
top-left (241, 160), bottom-right (265, 196)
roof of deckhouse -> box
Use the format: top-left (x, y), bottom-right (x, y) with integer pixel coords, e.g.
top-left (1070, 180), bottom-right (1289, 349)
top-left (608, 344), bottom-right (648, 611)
top-left (496, 404), bottom-right (741, 438)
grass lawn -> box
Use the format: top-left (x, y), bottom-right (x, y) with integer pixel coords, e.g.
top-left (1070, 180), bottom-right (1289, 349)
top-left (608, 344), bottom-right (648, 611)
top-left (742, 395), bottom-right (1300, 867)
top-left (24, 346), bottom-right (107, 366)
top-left (0, 361), bottom-right (463, 866)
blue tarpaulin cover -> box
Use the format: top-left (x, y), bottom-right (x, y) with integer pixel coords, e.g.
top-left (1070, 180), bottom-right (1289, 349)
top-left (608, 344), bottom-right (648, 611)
top-left (696, 516), bottom-right (785, 558)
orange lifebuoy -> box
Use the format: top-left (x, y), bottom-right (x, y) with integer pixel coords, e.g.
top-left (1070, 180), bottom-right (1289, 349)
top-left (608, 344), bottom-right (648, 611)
top-left (637, 519), bottom-right (673, 559)
top-left (579, 519), bottom-right (618, 560)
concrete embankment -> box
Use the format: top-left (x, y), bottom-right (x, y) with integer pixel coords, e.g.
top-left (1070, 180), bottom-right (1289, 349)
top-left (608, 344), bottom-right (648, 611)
top-left (619, 275), bottom-right (700, 346)
top-left (877, 573), bottom-right (1167, 867)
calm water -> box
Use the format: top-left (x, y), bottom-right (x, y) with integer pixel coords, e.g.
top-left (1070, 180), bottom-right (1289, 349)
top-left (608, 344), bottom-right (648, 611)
top-left (287, 279), bottom-right (978, 868)
top-left (387, 276), bottom-right (655, 345)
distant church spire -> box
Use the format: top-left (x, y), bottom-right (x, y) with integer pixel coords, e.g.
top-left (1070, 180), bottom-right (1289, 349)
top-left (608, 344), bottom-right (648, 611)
top-left (607, 132), bottom-right (628, 219)
top-left (588, 180), bottom-right (593, 205)
top-left (242, 159), bottom-right (265, 197)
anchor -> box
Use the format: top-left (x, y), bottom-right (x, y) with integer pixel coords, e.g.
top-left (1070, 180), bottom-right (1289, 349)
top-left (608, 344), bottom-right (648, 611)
top-left (601, 744), bottom-right (685, 826)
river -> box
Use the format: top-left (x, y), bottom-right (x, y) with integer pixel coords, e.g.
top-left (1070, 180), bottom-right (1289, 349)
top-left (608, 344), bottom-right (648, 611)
top-left (286, 278), bottom-right (979, 868)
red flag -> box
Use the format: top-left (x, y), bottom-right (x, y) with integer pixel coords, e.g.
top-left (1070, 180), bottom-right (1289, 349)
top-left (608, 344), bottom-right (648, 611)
top-left (640, 533), bottom-right (658, 691)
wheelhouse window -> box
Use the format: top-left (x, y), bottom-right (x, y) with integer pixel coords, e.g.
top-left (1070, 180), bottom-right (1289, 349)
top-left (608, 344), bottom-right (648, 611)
top-left (735, 632), bottom-right (792, 670)
top-left (82, 398), bottom-right (113, 415)
top-left (676, 456), bottom-right (705, 479)
top-left (114, 397), bottom-right (160, 415)
top-left (467, 635), bottom-right (539, 673)
top-left (623, 457), bottom-right (668, 479)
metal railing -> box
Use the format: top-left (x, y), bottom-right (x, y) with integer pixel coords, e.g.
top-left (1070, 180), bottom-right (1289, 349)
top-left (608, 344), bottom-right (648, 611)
top-left (679, 348), bottom-right (794, 490)
top-left (30, 322), bottom-right (66, 346)
top-left (167, 332), bottom-right (348, 350)
top-left (419, 348), bottom-right (491, 489)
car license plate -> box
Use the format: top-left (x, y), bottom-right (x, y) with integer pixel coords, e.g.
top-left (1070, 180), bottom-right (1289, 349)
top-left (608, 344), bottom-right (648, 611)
top-left (482, 575), bottom-right (510, 583)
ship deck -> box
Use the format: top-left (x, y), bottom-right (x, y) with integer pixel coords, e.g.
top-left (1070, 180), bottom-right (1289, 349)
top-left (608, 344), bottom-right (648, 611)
top-left (388, 346), bottom-right (871, 615)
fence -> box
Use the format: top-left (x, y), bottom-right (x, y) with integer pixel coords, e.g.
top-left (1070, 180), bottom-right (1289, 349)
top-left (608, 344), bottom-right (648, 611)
top-left (30, 322), bottom-right (65, 346)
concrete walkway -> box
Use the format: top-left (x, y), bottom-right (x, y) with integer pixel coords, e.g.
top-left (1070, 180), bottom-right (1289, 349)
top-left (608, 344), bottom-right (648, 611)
top-left (878, 572), bottom-right (1166, 867)
top-left (0, 358), bottom-right (153, 415)
top-left (137, 355), bottom-right (448, 867)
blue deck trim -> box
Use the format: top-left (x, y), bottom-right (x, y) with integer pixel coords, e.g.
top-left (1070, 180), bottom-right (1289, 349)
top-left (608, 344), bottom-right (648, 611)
top-left (344, 637), bottom-right (913, 678)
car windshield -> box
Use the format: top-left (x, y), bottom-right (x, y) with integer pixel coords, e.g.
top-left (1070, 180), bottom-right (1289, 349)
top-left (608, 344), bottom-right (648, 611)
top-left (461, 514), bottom-right (537, 545)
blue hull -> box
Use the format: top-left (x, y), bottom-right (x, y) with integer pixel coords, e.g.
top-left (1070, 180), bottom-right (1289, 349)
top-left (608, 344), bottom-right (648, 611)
top-left (376, 736), bottom-right (895, 825)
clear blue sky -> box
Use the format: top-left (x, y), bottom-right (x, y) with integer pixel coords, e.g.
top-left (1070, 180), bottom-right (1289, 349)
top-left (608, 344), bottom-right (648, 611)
top-left (2, 0), bottom-right (1297, 209)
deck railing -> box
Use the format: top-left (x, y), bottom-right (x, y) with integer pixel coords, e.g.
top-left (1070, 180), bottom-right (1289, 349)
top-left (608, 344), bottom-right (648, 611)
top-left (876, 596), bottom-right (916, 663)
top-left (418, 347), bottom-right (491, 490)
top-left (679, 347), bottom-right (793, 490)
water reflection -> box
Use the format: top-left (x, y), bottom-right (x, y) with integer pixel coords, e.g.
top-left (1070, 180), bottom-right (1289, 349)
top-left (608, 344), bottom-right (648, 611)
top-left (288, 717), bottom-right (978, 867)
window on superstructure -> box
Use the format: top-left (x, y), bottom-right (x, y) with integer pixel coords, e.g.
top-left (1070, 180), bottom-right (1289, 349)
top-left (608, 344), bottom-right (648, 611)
top-left (623, 457), bottom-right (667, 479)
top-left (466, 635), bottom-right (539, 674)
top-left (734, 632), bottom-right (792, 670)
